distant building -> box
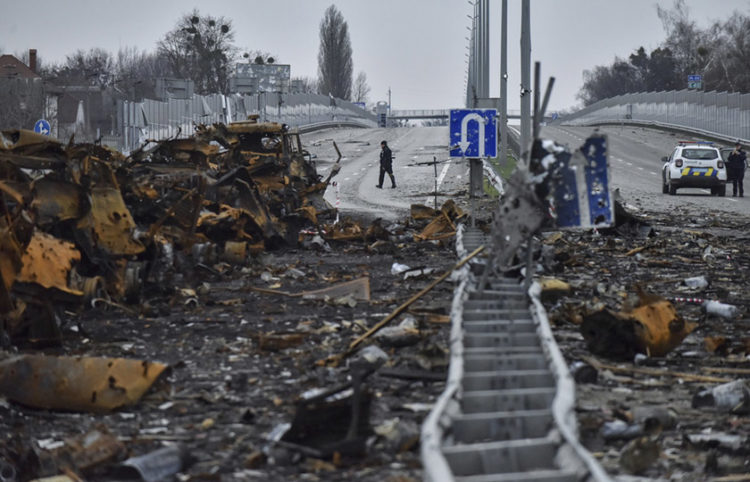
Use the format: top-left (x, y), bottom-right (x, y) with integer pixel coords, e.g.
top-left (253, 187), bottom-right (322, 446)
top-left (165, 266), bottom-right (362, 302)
top-left (0, 50), bottom-right (40, 79)
top-left (0, 50), bottom-right (54, 132)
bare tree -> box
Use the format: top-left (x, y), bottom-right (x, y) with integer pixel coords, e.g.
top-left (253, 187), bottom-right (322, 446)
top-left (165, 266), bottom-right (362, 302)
top-left (352, 71), bottom-right (370, 103)
top-left (114, 47), bottom-right (172, 100)
top-left (657, 0), bottom-right (710, 79)
top-left (292, 76), bottom-right (318, 94)
top-left (158, 9), bottom-right (237, 94)
top-left (703, 13), bottom-right (750, 92)
top-left (317, 5), bottom-right (353, 100)
top-left (48, 48), bottom-right (115, 87)
top-left (240, 50), bottom-right (278, 65)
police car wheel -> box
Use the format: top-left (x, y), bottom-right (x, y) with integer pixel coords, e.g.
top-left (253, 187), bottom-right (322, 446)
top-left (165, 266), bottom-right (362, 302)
top-left (668, 181), bottom-right (677, 195)
top-left (717, 185), bottom-right (726, 197)
top-left (662, 179), bottom-right (668, 194)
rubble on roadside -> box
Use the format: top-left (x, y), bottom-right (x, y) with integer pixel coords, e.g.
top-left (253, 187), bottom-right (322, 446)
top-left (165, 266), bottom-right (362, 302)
top-left (535, 203), bottom-right (750, 480)
top-left (0, 122), bottom-right (476, 480)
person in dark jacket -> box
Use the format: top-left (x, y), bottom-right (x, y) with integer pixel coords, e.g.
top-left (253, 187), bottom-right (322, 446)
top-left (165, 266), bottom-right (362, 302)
top-left (377, 140), bottom-right (396, 188)
top-left (727, 141), bottom-right (746, 197)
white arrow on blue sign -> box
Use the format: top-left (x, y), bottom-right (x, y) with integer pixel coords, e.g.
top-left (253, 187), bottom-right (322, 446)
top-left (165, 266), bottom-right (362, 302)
top-left (449, 109), bottom-right (497, 158)
top-left (34, 119), bottom-right (51, 136)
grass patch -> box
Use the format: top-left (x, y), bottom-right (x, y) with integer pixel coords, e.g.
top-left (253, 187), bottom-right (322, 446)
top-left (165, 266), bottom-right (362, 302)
top-left (484, 150), bottom-right (518, 196)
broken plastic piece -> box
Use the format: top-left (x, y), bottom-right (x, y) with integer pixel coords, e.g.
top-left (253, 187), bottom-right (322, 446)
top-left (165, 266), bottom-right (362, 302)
top-left (703, 300), bottom-right (739, 319)
top-left (692, 379), bottom-right (750, 414)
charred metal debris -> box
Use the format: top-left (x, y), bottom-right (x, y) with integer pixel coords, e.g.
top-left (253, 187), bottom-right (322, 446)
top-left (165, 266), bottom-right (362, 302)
top-left (0, 121), bottom-right (473, 480)
top-left (0, 119), bottom-right (364, 347)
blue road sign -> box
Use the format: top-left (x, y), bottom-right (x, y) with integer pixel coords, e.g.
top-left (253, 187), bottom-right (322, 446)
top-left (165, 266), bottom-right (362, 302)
top-left (551, 135), bottom-right (613, 228)
top-left (34, 119), bottom-right (51, 135)
top-left (688, 74), bottom-right (702, 82)
top-left (449, 109), bottom-right (497, 158)
top-left (551, 112), bottom-right (559, 121)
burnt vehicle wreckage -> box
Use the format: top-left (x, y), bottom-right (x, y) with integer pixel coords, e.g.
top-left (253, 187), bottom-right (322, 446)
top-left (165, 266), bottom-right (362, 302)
top-left (0, 119), bottom-right (473, 480)
top-left (0, 112), bottom-right (749, 480)
top-left (0, 118), bottom-right (337, 347)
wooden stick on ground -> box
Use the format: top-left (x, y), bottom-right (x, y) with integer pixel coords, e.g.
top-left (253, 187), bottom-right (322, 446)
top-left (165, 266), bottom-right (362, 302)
top-left (347, 245), bottom-right (485, 353)
top-left (582, 355), bottom-right (732, 384)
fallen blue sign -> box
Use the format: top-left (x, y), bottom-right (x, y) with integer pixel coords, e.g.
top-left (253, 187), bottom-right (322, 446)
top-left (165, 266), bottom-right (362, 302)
top-left (545, 135), bottom-right (613, 228)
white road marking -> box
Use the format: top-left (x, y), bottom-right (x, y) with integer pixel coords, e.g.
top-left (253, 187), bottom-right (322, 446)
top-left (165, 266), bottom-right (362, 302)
top-left (425, 159), bottom-right (452, 205)
top-left (626, 162), bottom-right (633, 166)
top-left (727, 198), bottom-right (738, 202)
top-left (344, 177), bottom-right (350, 181)
top-left (637, 167), bottom-right (644, 171)
top-left (650, 171), bottom-right (658, 175)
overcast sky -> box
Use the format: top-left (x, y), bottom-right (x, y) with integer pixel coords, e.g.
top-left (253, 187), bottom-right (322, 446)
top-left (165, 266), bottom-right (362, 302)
top-left (1, 0), bottom-right (748, 112)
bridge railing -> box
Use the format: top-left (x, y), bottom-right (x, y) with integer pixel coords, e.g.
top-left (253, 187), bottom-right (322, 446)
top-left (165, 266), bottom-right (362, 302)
top-left (559, 89), bottom-right (750, 143)
top-left (390, 108), bottom-right (523, 120)
top-left (118, 92), bottom-right (378, 153)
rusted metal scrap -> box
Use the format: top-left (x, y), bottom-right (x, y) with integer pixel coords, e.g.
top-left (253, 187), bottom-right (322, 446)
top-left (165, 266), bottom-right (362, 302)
top-left (580, 289), bottom-right (696, 360)
top-left (0, 119), bottom-right (339, 345)
top-left (0, 354), bottom-right (168, 412)
top-left (413, 200), bottom-right (465, 241)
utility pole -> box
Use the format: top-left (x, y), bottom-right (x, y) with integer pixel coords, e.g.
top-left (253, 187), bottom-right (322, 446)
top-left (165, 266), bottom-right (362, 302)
top-left (500, 0), bottom-right (508, 168)
top-left (481, 0), bottom-right (489, 99)
top-left (520, 0), bottom-right (532, 163)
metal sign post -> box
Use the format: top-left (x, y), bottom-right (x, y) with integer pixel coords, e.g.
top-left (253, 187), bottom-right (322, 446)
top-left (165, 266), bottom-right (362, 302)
top-left (449, 108), bottom-right (498, 225)
top-left (688, 74), bottom-right (703, 90)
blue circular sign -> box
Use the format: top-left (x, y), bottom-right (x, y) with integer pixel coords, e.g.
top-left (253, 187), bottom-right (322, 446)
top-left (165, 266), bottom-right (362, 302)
top-left (34, 119), bottom-right (51, 135)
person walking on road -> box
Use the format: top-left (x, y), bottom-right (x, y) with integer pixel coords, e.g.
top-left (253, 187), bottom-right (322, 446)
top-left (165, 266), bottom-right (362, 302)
top-left (727, 141), bottom-right (746, 197)
top-left (377, 140), bottom-right (397, 189)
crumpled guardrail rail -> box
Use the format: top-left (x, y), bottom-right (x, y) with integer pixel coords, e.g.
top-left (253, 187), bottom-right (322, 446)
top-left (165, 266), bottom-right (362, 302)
top-left (421, 224), bottom-right (611, 481)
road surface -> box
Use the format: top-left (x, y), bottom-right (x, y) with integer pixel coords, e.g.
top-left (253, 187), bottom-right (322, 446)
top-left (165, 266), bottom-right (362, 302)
top-left (540, 124), bottom-right (748, 216)
top-left (303, 126), bottom-right (471, 221)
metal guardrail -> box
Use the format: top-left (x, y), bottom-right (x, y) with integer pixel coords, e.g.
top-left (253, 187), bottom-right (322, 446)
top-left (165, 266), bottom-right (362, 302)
top-left (559, 89), bottom-right (750, 143)
top-left (422, 225), bottom-right (611, 481)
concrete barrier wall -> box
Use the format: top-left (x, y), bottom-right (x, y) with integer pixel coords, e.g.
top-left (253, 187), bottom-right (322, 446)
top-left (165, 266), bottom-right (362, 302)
top-left (559, 89), bottom-right (750, 144)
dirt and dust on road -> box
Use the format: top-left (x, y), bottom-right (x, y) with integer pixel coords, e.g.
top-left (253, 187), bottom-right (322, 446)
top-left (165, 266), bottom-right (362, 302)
top-left (0, 122), bottom-right (496, 481)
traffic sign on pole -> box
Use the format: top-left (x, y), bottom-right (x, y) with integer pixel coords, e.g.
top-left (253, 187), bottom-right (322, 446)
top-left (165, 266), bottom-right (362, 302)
top-left (449, 109), bottom-right (497, 158)
top-left (34, 119), bottom-right (51, 136)
top-left (687, 74), bottom-right (702, 90)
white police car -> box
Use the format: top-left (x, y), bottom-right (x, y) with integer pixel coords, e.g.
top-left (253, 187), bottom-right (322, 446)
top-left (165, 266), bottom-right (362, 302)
top-left (662, 141), bottom-right (727, 196)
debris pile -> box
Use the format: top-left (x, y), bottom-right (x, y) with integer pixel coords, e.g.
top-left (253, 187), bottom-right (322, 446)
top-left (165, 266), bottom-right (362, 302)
top-left (0, 122), bottom-right (474, 480)
top-left (0, 120), bottom-right (337, 346)
top-left (534, 204), bottom-right (750, 479)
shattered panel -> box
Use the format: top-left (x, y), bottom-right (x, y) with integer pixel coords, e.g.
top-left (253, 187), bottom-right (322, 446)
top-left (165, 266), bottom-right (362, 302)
top-left (17, 231), bottom-right (82, 297)
top-left (77, 187), bottom-right (144, 256)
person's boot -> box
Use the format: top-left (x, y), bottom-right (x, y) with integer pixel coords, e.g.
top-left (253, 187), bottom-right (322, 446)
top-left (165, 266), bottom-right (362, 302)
top-left (390, 174), bottom-right (396, 188)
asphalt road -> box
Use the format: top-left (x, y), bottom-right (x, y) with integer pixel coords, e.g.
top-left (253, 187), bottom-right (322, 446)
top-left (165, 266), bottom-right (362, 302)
top-left (304, 124), bottom-right (749, 222)
top-left (540, 124), bottom-right (749, 217)
top-left (303, 126), bottom-right (471, 221)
